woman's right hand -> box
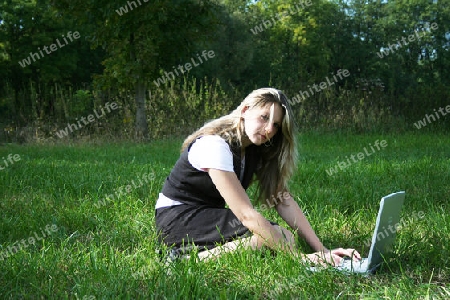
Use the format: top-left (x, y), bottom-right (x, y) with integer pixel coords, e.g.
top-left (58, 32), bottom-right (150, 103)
top-left (304, 248), bottom-right (361, 267)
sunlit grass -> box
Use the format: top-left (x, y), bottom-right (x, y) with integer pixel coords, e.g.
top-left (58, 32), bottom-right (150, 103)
top-left (0, 132), bottom-right (448, 299)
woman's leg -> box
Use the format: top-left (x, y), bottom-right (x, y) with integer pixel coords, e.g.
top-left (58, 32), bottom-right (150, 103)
top-left (156, 205), bottom-right (251, 253)
top-left (196, 236), bottom-right (254, 260)
top-left (197, 224), bottom-right (296, 260)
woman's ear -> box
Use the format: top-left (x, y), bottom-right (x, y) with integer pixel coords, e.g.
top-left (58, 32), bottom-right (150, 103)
top-left (241, 105), bottom-right (249, 117)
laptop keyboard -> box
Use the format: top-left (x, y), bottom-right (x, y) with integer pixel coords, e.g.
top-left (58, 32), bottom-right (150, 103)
top-left (338, 257), bottom-right (369, 272)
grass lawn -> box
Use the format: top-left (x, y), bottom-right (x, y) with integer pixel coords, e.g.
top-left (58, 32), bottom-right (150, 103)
top-left (0, 131), bottom-right (449, 299)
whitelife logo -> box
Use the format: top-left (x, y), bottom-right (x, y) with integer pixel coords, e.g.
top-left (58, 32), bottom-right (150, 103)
top-left (18, 31), bottom-right (81, 68)
top-left (0, 224), bottom-right (58, 261)
top-left (376, 22), bottom-right (438, 58)
top-left (363, 211), bottom-right (425, 247)
top-left (55, 102), bottom-right (119, 139)
top-left (250, 0), bottom-right (313, 35)
top-left (0, 153), bottom-right (21, 171)
top-left (287, 69), bottom-right (350, 106)
top-left (413, 104), bottom-right (450, 129)
top-left (153, 50), bottom-right (216, 87)
top-left (116, 0), bottom-right (149, 16)
top-left (326, 140), bottom-right (388, 176)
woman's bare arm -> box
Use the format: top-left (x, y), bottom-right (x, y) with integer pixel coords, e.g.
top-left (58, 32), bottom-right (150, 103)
top-left (208, 168), bottom-right (295, 253)
top-left (275, 193), bottom-right (361, 264)
top-left (275, 194), bottom-right (326, 252)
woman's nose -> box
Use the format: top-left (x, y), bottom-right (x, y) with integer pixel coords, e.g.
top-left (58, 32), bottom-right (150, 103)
top-left (265, 124), bottom-right (275, 136)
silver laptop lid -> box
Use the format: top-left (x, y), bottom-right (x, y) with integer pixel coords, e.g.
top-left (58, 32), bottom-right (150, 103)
top-left (367, 191), bottom-right (406, 271)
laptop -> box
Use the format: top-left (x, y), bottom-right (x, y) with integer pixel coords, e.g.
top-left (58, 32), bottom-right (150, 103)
top-left (308, 191), bottom-right (406, 274)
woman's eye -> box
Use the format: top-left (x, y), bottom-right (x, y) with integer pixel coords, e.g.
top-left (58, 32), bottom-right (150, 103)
top-left (261, 115), bottom-right (269, 121)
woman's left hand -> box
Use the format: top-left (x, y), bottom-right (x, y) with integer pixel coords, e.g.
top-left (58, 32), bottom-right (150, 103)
top-left (306, 248), bottom-right (361, 267)
top-left (325, 248), bottom-right (361, 265)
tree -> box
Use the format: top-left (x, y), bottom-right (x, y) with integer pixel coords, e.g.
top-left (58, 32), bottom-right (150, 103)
top-left (0, 0), bottom-right (103, 125)
top-left (347, 0), bottom-right (450, 117)
top-left (52, 0), bottom-right (224, 141)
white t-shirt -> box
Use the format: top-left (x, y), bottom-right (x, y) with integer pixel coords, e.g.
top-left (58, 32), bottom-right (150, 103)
top-left (155, 135), bottom-right (239, 209)
top-left (188, 135), bottom-right (234, 172)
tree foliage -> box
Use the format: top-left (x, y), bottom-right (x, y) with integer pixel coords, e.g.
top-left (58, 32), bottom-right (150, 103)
top-left (1, 0), bottom-right (449, 141)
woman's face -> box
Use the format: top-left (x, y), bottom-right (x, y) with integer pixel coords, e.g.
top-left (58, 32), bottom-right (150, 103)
top-left (241, 102), bottom-right (284, 146)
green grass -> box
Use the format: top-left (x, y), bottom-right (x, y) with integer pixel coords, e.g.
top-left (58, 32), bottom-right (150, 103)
top-left (0, 132), bottom-right (449, 299)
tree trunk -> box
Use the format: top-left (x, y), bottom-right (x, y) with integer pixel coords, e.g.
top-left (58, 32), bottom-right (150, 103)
top-left (134, 80), bottom-right (149, 141)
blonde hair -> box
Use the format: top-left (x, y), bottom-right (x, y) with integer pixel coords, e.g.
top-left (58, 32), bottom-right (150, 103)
top-left (181, 88), bottom-right (298, 205)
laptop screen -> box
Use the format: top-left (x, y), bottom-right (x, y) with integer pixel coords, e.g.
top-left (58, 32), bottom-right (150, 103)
top-left (367, 191), bottom-right (406, 271)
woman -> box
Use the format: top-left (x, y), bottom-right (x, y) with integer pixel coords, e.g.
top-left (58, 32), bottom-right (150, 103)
top-left (155, 88), bottom-right (360, 266)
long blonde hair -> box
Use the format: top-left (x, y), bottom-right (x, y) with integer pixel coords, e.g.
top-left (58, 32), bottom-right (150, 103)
top-left (181, 88), bottom-right (298, 205)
